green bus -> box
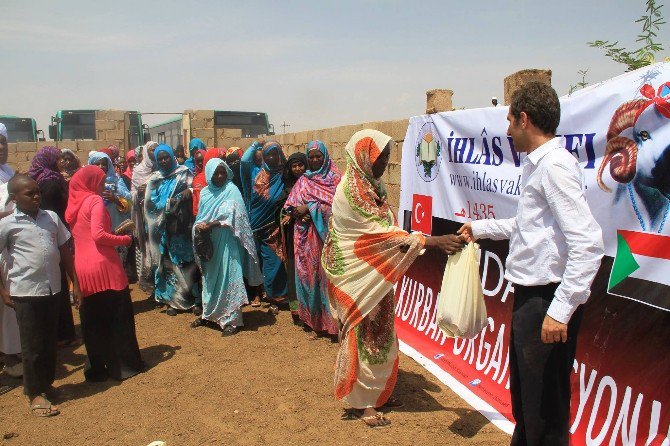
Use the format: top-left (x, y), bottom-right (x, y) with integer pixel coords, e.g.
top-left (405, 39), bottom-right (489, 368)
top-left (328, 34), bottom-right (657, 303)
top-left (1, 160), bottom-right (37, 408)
top-left (49, 110), bottom-right (146, 148)
top-left (0, 116), bottom-right (40, 142)
top-left (214, 111), bottom-right (274, 137)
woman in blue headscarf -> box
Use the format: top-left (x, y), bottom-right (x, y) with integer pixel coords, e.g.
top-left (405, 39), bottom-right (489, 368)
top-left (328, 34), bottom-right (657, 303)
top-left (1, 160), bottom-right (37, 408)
top-left (185, 138), bottom-right (207, 174)
top-left (240, 139), bottom-right (288, 312)
top-left (88, 151), bottom-right (132, 231)
top-left (192, 158), bottom-right (263, 335)
top-left (144, 144), bottom-right (201, 316)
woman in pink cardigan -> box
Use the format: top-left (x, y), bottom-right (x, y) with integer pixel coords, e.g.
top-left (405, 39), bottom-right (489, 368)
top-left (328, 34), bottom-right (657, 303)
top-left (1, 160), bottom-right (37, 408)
top-left (65, 165), bottom-right (143, 382)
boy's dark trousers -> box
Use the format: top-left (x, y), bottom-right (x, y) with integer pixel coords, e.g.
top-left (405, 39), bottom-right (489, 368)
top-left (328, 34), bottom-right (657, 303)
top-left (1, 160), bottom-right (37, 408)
top-left (509, 283), bottom-right (583, 446)
top-left (12, 294), bottom-right (59, 397)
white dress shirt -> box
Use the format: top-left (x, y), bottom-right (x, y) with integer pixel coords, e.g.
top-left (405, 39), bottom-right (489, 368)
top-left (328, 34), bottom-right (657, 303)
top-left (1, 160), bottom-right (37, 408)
top-left (471, 137), bottom-right (604, 324)
top-left (0, 208), bottom-right (71, 297)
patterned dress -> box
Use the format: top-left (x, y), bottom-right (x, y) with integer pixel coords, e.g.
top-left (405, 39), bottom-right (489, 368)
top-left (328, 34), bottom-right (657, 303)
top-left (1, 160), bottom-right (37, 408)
top-left (284, 141), bottom-right (340, 335)
top-left (144, 145), bottom-right (199, 310)
top-left (322, 130), bottom-right (425, 409)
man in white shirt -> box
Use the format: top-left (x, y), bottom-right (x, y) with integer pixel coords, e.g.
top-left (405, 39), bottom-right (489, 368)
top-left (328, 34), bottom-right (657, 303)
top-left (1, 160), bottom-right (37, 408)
top-left (459, 82), bottom-right (604, 446)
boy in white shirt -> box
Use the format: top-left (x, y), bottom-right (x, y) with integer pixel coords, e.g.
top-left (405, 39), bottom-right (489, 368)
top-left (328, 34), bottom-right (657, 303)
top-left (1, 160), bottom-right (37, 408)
top-left (0, 174), bottom-right (82, 417)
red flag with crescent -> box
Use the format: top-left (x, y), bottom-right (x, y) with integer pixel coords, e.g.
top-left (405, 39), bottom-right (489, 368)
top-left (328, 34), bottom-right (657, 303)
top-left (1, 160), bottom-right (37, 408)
top-left (411, 194), bottom-right (432, 235)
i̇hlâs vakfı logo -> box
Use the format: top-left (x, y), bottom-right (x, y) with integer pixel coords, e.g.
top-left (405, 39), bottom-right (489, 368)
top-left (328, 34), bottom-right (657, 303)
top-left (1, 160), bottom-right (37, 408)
top-left (415, 120), bottom-right (443, 182)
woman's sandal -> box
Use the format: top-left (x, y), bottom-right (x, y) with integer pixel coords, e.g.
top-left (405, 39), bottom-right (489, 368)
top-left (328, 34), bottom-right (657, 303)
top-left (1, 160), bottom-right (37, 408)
top-left (190, 318), bottom-right (204, 328)
top-left (221, 326), bottom-right (239, 337)
top-left (341, 409), bottom-right (391, 428)
top-left (360, 413), bottom-right (391, 428)
top-left (250, 297), bottom-right (261, 308)
top-left (30, 398), bottom-right (60, 418)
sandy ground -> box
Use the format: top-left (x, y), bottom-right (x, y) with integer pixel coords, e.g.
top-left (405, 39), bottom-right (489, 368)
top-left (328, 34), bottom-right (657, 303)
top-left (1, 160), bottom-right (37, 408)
top-left (0, 288), bottom-right (509, 446)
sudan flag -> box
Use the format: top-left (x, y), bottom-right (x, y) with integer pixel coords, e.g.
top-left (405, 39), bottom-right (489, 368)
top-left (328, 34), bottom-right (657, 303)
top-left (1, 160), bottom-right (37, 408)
top-left (608, 230), bottom-right (670, 311)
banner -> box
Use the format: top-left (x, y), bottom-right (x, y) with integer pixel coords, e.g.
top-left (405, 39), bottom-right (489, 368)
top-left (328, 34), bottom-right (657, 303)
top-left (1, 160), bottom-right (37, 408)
top-left (396, 62), bottom-right (670, 445)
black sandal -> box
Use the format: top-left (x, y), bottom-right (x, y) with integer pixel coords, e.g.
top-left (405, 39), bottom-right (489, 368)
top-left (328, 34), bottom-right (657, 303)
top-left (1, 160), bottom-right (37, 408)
top-left (221, 326), bottom-right (239, 337)
top-left (190, 318), bottom-right (204, 328)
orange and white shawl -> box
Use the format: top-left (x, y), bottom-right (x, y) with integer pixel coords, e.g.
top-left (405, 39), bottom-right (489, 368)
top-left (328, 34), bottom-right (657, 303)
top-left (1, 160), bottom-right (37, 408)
top-left (322, 129), bottom-right (425, 408)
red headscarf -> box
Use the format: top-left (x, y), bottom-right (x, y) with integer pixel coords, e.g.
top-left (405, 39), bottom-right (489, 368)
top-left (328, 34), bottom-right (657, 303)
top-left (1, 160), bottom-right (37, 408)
top-left (65, 165), bottom-right (106, 227)
top-left (124, 149), bottom-right (136, 179)
top-left (192, 147), bottom-right (227, 216)
top-left (99, 147), bottom-right (114, 158)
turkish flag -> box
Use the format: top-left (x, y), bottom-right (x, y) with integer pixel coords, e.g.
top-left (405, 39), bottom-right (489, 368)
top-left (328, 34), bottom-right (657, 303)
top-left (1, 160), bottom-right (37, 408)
top-left (411, 194), bottom-right (432, 235)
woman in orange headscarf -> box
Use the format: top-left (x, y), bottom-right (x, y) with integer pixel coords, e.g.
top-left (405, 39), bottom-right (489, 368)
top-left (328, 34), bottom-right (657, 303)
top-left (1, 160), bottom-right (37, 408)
top-left (323, 130), bottom-right (464, 428)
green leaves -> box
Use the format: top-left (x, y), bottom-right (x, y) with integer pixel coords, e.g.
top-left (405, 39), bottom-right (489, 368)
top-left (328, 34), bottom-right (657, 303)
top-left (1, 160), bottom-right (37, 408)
top-left (588, 0), bottom-right (666, 72)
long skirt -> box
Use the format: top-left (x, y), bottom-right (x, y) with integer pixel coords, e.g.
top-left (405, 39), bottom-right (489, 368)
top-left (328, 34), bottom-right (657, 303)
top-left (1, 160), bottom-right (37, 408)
top-left (334, 291), bottom-right (398, 409)
top-left (154, 256), bottom-right (199, 311)
top-left (294, 223), bottom-right (337, 335)
top-left (255, 225), bottom-right (287, 299)
top-left (79, 288), bottom-right (144, 382)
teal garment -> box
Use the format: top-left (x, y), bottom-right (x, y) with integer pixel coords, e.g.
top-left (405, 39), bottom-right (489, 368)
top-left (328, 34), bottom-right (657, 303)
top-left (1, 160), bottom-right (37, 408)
top-left (240, 142), bottom-right (289, 298)
top-left (195, 159), bottom-right (262, 328)
top-left (145, 144), bottom-right (198, 310)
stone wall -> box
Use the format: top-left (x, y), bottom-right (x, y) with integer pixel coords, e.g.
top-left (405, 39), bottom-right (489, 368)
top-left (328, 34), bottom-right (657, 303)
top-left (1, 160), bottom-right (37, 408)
top-left (6, 140), bottom-right (118, 173)
top-left (503, 69), bottom-right (552, 105)
top-left (94, 110), bottom-right (131, 152)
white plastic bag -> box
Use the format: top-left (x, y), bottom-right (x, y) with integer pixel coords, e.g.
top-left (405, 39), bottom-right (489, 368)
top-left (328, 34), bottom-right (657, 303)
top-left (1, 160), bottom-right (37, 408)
top-left (437, 242), bottom-right (488, 339)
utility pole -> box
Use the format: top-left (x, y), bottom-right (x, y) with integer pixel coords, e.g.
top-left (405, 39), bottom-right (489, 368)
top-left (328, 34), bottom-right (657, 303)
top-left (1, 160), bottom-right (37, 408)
top-left (281, 121), bottom-right (291, 134)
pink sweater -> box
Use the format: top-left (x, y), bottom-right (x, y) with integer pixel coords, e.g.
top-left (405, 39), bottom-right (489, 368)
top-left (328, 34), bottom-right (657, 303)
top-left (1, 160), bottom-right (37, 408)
top-left (72, 195), bottom-right (132, 297)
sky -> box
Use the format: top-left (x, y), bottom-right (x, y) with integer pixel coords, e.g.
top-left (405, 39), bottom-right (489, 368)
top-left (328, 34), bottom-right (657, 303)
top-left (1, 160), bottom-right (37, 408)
top-left (1, 0), bottom-right (667, 135)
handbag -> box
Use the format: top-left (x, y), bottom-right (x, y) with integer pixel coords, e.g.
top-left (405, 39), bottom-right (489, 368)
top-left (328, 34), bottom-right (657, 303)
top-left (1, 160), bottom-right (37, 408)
top-left (193, 226), bottom-right (213, 262)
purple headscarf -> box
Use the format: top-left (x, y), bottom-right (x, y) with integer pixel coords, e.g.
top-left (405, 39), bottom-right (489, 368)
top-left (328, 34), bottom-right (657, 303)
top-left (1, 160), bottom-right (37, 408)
top-left (27, 146), bottom-right (66, 186)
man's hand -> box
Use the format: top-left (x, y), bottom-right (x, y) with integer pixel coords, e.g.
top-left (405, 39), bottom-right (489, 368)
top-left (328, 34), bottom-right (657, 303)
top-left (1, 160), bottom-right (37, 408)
top-left (541, 315), bottom-right (568, 343)
top-left (457, 222), bottom-right (476, 243)
top-left (0, 288), bottom-right (13, 308)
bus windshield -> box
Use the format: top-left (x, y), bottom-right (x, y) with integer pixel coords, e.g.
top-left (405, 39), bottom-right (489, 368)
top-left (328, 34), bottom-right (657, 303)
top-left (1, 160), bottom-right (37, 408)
top-left (59, 111), bottom-right (96, 140)
top-left (214, 111), bottom-right (271, 138)
top-left (0, 117), bottom-right (36, 142)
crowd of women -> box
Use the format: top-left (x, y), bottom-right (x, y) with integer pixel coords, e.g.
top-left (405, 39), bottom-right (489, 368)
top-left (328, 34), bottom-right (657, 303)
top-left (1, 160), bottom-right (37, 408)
top-left (1, 125), bottom-right (463, 426)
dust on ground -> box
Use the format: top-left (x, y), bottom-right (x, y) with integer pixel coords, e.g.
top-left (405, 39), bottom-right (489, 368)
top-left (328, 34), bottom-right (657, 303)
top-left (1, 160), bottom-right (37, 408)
top-left (0, 288), bottom-right (509, 445)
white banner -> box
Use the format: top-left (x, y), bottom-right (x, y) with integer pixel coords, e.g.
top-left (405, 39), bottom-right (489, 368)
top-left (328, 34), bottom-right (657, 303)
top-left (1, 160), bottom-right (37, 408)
top-left (395, 62), bottom-right (670, 445)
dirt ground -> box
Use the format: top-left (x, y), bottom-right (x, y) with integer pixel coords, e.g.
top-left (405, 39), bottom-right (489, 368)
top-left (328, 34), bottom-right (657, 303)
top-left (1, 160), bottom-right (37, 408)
top-left (0, 288), bottom-right (509, 446)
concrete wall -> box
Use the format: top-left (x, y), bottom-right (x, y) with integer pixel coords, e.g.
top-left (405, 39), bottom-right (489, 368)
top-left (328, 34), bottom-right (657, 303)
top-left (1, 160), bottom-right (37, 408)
top-left (94, 110), bottom-right (130, 152)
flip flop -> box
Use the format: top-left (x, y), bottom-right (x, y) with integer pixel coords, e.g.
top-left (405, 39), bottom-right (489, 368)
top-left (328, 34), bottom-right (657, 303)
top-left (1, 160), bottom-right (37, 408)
top-left (30, 402), bottom-right (60, 417)
top-left (359, 413), bottom-right (391, 428)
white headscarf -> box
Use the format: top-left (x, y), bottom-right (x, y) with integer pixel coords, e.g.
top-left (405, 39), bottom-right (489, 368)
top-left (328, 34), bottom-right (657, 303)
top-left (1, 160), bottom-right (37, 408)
top-left (131, 141), bottom-right (158, 192)
top-left (0, 123), bottom-right (7, 140)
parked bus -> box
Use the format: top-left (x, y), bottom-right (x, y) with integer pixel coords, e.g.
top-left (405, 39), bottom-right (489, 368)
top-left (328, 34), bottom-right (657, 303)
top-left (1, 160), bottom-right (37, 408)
top-left (49, 110), bottom-right (146, 148)
top-left (213, 111), bottom-right (274, 137)
top-left (148, 116), bottom-right (182, 149)
top-left (0, 116), bottom-right (40, 142)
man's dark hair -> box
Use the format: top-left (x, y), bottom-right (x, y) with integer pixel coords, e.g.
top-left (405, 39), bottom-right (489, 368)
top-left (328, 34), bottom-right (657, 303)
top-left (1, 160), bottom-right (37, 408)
top-left (509, 81), bottom-right (560, 135)
top-left (7, 173), bottom-right (35, 195)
